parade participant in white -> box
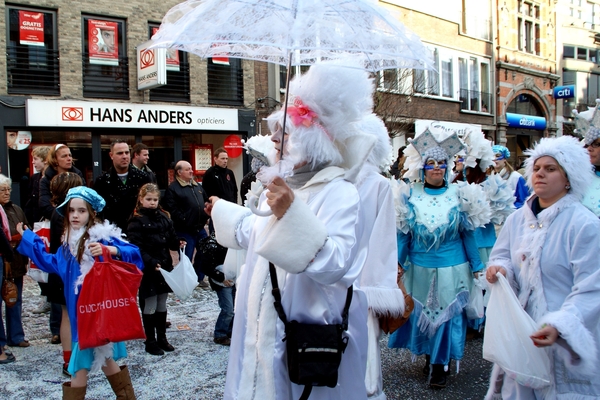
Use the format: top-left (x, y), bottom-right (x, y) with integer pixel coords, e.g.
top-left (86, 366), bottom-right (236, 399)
top-left (345, 114), bottom-right (405, 400)
top-left (205, 62), bottom-right (373, 400)
top-left (485, 135), bottom-right (600, 399)
top-left (573, 99), bottom-right (600, 216)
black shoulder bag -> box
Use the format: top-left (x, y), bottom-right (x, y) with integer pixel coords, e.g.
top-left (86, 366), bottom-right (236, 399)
top-left (269, 262), bottom-right (352, 400)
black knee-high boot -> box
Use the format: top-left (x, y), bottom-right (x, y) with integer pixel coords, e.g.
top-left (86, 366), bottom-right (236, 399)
top-left (142, 314), bottom-right (164, 356)
top-left (154, 311), bottom-right (174, 352)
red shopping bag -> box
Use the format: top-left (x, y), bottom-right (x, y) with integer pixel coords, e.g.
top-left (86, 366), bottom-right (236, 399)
top-left (28, 220), bottom-right (51, 283)
top-left (77, 246), bottom-right (145, 350)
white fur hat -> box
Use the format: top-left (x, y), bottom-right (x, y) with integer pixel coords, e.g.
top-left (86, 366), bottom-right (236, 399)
top-left (355, 113), bottom-right (392, 171)
top-left (461, 129), bottom-right (495, 170)
top-left (524, 136), bottom-right (594, 200)
top-left (266, 60), bottom-right (374, 169)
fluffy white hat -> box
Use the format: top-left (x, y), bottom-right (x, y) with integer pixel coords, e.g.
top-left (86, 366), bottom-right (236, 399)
top-left (524, 136), bottom-right (594, 200)
top-left (461, 129), bottom-right (495, 170)
top-left (572, 99), bottom-right (600, 145)
top-left (266, 61), bottom-right (374, 169)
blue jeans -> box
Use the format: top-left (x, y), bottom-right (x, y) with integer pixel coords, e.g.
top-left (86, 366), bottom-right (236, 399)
top-left (178, 231), bottom-right (208, 283)
top-left (0, 262), bottom-right (25, 346)
top-left (214, 285), bottom-right (235, 338)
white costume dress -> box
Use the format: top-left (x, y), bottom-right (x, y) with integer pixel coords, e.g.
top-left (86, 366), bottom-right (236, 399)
top-left (355, 166), bottom-right (404, 400)
top-left (487, 194), bottom-right (600, 399)
top-left (581, 173), bottom-right (600, 217)
top-left (213, 166), bottom-right (369, 400)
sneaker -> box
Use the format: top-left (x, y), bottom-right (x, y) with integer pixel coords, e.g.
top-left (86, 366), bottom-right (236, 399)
top-left (33, 301), bottom-right (51, 314)
top-left (0, 354), bottom-right (16, 364)
top-left (213, 337), bottom-right (231, 346)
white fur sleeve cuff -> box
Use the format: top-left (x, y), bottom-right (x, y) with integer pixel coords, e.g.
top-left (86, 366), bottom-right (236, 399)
top-left (487, 258), bottom-right (516, 288)
top-left (539, 310), bottom-right (598, 377)
top-left (255, 197), bottom-right (327, 274)
top-left (213, 200), bottom-right (252, 250)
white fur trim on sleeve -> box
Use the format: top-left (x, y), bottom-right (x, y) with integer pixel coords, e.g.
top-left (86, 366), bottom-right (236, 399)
top-left (254, 197), bottom-right (327, 274)
top-left (391, 179), bottom-right (413, 234)
top-left (363, 287), bottom-right (406, 316)
top-left (539, 310), bottom-right (598, 378)
top-left (213, 200), bottom-right (252, 250)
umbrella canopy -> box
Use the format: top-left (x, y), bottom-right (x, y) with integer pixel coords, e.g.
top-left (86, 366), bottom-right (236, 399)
top-left (151, 0), bottom-right (434, 72)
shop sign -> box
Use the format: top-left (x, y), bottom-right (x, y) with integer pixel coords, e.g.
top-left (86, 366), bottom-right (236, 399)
top-left (137, 40), bottom-right (167, 90)
top-left (506, 113), bottom-right (546, 130)
top-left (88, 19), bottom-right (119, 66)
top-left (26, 100), bottom-right (239, 131)
top-left (223, 135), bottom-right (243, 157)
top-left (415, 120), bottom-right (482, 138)
top-left (19, 11), bottom-right (44, 46)
top-left (152, 27), bottom-right (180, 71)
top-left (553, 85), bottom-right (575, 99)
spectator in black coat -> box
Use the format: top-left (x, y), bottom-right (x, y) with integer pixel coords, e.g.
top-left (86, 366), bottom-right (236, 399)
top-left (93, 140), bottom-right (151, 231)
top-left (162, 161), bottom-right (210, 287)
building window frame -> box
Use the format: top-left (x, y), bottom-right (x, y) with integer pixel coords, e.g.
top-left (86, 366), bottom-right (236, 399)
top-left (207, 58), bottom-right (244, 106)
top-left (81, 15), bottom-right (129, 99)
top-left (5, 5), bottom-right (59, 95)
top-left (518, 1), bottom-right (541, 55)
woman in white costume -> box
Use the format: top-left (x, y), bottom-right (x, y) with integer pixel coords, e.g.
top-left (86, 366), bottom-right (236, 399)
top-left (206, 62), bottom-right (374, 400)
top-left (485, 135), bottom-right (600, 399)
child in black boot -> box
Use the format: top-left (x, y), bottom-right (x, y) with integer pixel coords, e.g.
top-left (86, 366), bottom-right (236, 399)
top-left (127, 184), bottom-right (185, 356)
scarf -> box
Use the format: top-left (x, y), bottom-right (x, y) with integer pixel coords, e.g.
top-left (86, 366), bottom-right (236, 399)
top-left (286, 163), bottom-right (324, 189)
top-left (0, 206), bottom-right (10, 238)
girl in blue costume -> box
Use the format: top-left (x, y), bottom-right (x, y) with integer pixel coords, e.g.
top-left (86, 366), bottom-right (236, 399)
top-left (491, 145), bottom-right (529, 209)
top-left (17, 187), bottom-right (143, 400)
top-left (388, 129), bottom-right (488, 389)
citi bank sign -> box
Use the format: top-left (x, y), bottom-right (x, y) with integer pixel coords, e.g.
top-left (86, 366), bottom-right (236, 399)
top-left (506, 113), bottom-right (547, 130)
top-left (553, 85), bottom-right (575, 99)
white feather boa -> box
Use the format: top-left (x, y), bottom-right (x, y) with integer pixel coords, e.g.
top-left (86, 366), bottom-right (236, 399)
top-left (391, 179), bottom-right (412, 234)
top-left (481, 175), bottom-right (516, 224)
top-left (456, 182), bottom-right (491, 230)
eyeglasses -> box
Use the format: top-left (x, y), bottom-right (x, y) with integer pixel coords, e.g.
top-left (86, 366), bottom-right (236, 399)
top-left (585, 142), bottom-right (600, 149)
top-left (0, 188), bottom-right (11, 193)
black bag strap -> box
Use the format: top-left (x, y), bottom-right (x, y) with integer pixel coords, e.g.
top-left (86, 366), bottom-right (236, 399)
top-left (268, 262), bottom-right (353, 330)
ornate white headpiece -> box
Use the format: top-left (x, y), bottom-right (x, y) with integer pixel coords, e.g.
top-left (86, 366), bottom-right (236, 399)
top-left (572, 99), bottom-right (600, 145)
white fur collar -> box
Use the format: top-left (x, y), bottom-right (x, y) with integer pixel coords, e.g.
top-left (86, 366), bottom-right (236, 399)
top-left (516, 194), bottom-right (578, 322)
top-left (71, 220), bottom-right (124, 294)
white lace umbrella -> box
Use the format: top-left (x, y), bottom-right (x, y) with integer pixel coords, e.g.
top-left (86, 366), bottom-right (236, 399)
top-left (151, 0), bottom-right (434, 72)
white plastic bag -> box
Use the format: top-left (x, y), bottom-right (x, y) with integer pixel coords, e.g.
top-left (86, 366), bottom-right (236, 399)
top-left (27, 220), bottom-right (50, 283)
top-left (483, 273), bottom-right (552, 389)
top-left (159, 248), bottom-right (198, 301)
top-left (465, 275), bottom-right (486, 319)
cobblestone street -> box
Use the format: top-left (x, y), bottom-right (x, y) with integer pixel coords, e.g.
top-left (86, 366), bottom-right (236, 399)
top-left (0, 276), bottom-right (492, 399)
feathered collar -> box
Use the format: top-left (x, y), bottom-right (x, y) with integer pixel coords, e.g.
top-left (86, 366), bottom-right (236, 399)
top-left (515, 193), bottom-right (578, 321)
top-left (64, 220), bottom-right (123, 294)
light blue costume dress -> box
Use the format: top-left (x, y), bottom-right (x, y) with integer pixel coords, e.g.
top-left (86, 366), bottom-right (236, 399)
top-left (18, 224), bottom-right (143, 375)
top-left (581, 169), bottom-right (600, 217)
top-left (388, 182), bottom-right (484, 366)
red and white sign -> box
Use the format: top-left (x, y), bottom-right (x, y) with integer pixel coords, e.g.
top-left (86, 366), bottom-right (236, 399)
top-left (137, 40), bottom-right (167, 90)
top-left (223, 135), bottom-right (243, 158)
top-left (19, 11), bottom-right (44, 46)
top-left (88, 19), bottom-right (119, 66)
top-left (152, 27), bottom-right (180, 71)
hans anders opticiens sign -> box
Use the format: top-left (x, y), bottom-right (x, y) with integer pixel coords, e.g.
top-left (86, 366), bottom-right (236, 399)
top-left (26, 100), bottom-right (239, 131)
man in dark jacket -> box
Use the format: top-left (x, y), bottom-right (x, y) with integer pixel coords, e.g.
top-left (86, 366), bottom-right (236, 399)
top-left (93, 140), bottom-right (151, 231)
top-left (201, 147), bottom-right (238, 204)
top-left (162, 160), bottom-right (210, 287)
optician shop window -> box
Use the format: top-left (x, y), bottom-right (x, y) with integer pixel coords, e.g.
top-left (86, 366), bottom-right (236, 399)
top-left (148, 24), bottom-right (190, 103)
top-left (5, 6), bottom-right (59, 95)
top-left (82, 15), bottom-right (129, 99)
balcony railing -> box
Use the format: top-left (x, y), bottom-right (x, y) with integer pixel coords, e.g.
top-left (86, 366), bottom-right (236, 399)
top-left (6, 45), bottom-right (60, 95)
top-left (460, 89), bottom-right (491, 113)
top-left (82, 55), bottom-right (129, 99)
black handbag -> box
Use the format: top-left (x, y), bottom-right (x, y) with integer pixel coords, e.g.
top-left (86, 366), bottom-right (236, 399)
top-left (269, 263), bottom-right (352, 400)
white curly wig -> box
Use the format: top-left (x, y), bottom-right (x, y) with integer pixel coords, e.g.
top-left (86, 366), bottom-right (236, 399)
top-left (266, 61), bottom-right (375, 169)
top-left (355, 113), bottom-right (392, 172)
top-left (524, 136), bottom-right (594, 200)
